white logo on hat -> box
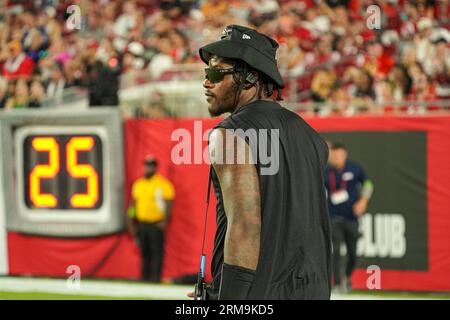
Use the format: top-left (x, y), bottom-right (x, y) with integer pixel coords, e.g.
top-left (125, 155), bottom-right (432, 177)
top-left (242, 34), bottom-right (251, 39)
top-left (222, 27), bottom-right (231, 36)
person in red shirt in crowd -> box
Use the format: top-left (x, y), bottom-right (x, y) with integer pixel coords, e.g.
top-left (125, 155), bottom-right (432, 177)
top-left (363, 40), bottom-right (396, 80)
top-left (2, 41), bottom-right (35, 80)
top-left (315, 36), bottom-right (339, 67)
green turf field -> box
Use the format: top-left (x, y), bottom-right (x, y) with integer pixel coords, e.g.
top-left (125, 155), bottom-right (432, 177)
top-left (0, 291), bottom-right (151, 300)
top-left (344, 290), bottom-right (450, 300)
top-left (1, 290), bottom-right (449, 300)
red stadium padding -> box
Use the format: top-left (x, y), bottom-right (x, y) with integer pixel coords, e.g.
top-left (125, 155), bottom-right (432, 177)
top-left (7, 115), bottom-right (450, 291)
top-left (124, 118), bottom-right (222, 282)
top-left (8, 232), bottom-right (140, 279)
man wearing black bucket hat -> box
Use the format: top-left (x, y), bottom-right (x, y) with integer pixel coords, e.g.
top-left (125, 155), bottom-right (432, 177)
top-left (195, 25), bottom-right (332, 300)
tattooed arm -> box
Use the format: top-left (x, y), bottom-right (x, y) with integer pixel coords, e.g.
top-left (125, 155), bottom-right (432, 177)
top-left (209, 128), bottom-right (261, 270)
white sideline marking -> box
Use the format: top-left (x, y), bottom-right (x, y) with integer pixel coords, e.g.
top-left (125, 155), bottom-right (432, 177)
top-left (0, 277), bottom-right (192, 299)
top-left (0, 154), bottom-right (8, 275)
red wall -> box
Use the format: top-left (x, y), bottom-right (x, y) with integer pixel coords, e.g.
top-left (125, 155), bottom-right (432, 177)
top-left (7, 115), bottom-right (450, 291)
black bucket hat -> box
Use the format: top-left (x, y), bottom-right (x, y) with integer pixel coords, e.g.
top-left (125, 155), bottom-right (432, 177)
top-left (199, 25), bottom-right (285, 89)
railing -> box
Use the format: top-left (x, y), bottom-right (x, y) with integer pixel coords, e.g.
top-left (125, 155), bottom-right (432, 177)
top-left (284, 100), bottom-right (450, 117)
top-left (121, 63), bottom-right (204, 89)
top-left (40, 86), bottom-right (89, 109)
top-left (114, 51), bottom-right (364, 114)
top-left (25, 62), bottom-right (450, 118)
top-left (38, 64), bottom-right (206, 113)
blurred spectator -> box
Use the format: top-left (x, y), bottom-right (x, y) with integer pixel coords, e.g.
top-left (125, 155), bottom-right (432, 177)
top-left (23, 26), bottom-right (50, 63)
top-left (408, 71), bottom-right (436, 101)
top-left (408, 62), bottom-right (426, 82)
top-left (80, 37), bottom-right (122, 106)
top-left (160, 0), bottom-right (194, 18)
top-left (388, 64), bottom-right (413, 101)
top-left (45, 63), bottom-right (67, 104)
top-left (5, 78), bottom-right (29, 109)
top-left (415, 17), bottom-right (434, 66)
top-left (31, 67), bottom-right (44, 83)
top-left (62, 57), bottom-right (85, 87)
top-left (363, 40), bottom-right (396, 80)
top-left (326, 0), bottom-right (349, 9)
top-left (374, 79), bottom-right (399, 114)
top-left (327, 4), bottom-right (351, 35)
top-left (248, 0), bottom-right (279, 27)
top-left (0, 77), bottom-right (8, 109)
top-left (402, 1), bottom-right (421, 32)
top-left (425, 37), bottom-right (450, 78)
top-left (40, 6), bottom-right (61, 40)
top-left (400, 43), bottom-right (417, 69)
top-left (425, 37), bottom-right (450, 98)
top-left (278, 34), bottom-right (305, 76)
top-left (28, 81), bottom-right (46, 108)
top-left (148, 36), bottom-right (174, 79)
top-left (47, 38), bottom-right (71, 67)
top-left (168, 30), bottom-right (194, 64)
top-left (86, 58), bottom-right (122, 106)
top-left (354, 69), bottom-right (375, 101)
top-left (2, 41), bottom-right (35, 79)
top-left (329, 83), bottom-right (351, 114)
top-left (122, 41), bottom-right (146, 78)
top-left (114, 1), bottom-right (139, 39)
top-left (201, 0), bottom-right (229, 22)
top-left (375, 79), bottom-right (394, 105)
top-left (311, 68), bottom-right (335, 102)
top-left (315, 36), bottom-right (340, 67)
top-left (337, 68), bottom-right (376, 113)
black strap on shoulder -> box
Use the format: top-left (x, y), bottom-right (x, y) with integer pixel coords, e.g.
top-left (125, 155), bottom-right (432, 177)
top-left (201, 166), bottom-right (213, 255)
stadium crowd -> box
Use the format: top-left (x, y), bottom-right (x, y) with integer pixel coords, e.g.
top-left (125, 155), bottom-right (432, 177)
top-left (0, 0), bottom-right (449, 114)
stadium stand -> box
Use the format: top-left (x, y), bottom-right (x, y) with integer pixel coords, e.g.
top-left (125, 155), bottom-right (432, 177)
top-left (0, 0), bottom-right (449, 116)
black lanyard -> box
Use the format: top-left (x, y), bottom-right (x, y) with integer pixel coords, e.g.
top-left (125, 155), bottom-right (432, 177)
top-left (329, 170), bottom-right (346, 192)
top-left (194, 166), bottom-right (213, 300)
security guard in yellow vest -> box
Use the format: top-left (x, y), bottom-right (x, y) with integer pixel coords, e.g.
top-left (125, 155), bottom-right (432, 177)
top-left (128, 155), bottom-right (175, 282)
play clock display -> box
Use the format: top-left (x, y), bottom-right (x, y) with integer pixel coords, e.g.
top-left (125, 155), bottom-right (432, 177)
top-left (21, 133), bottom-right (103, 210)
top-left (0, 109), bottom-right (125, 237)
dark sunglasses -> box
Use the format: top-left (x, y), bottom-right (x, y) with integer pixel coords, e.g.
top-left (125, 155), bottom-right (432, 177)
top-left (204, 67), bottom-right (235, 83)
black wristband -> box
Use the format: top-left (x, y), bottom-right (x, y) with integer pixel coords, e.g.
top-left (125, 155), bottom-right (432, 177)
top-left (218, 263), bottom-right (256, 300)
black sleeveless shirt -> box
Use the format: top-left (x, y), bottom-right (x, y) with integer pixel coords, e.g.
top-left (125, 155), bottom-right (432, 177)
top-left (208, 100), bottom-right (332, 299)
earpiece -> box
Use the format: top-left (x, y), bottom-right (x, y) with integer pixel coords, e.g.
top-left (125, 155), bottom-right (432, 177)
top-left (244, 72), bottom-right (256, 89)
